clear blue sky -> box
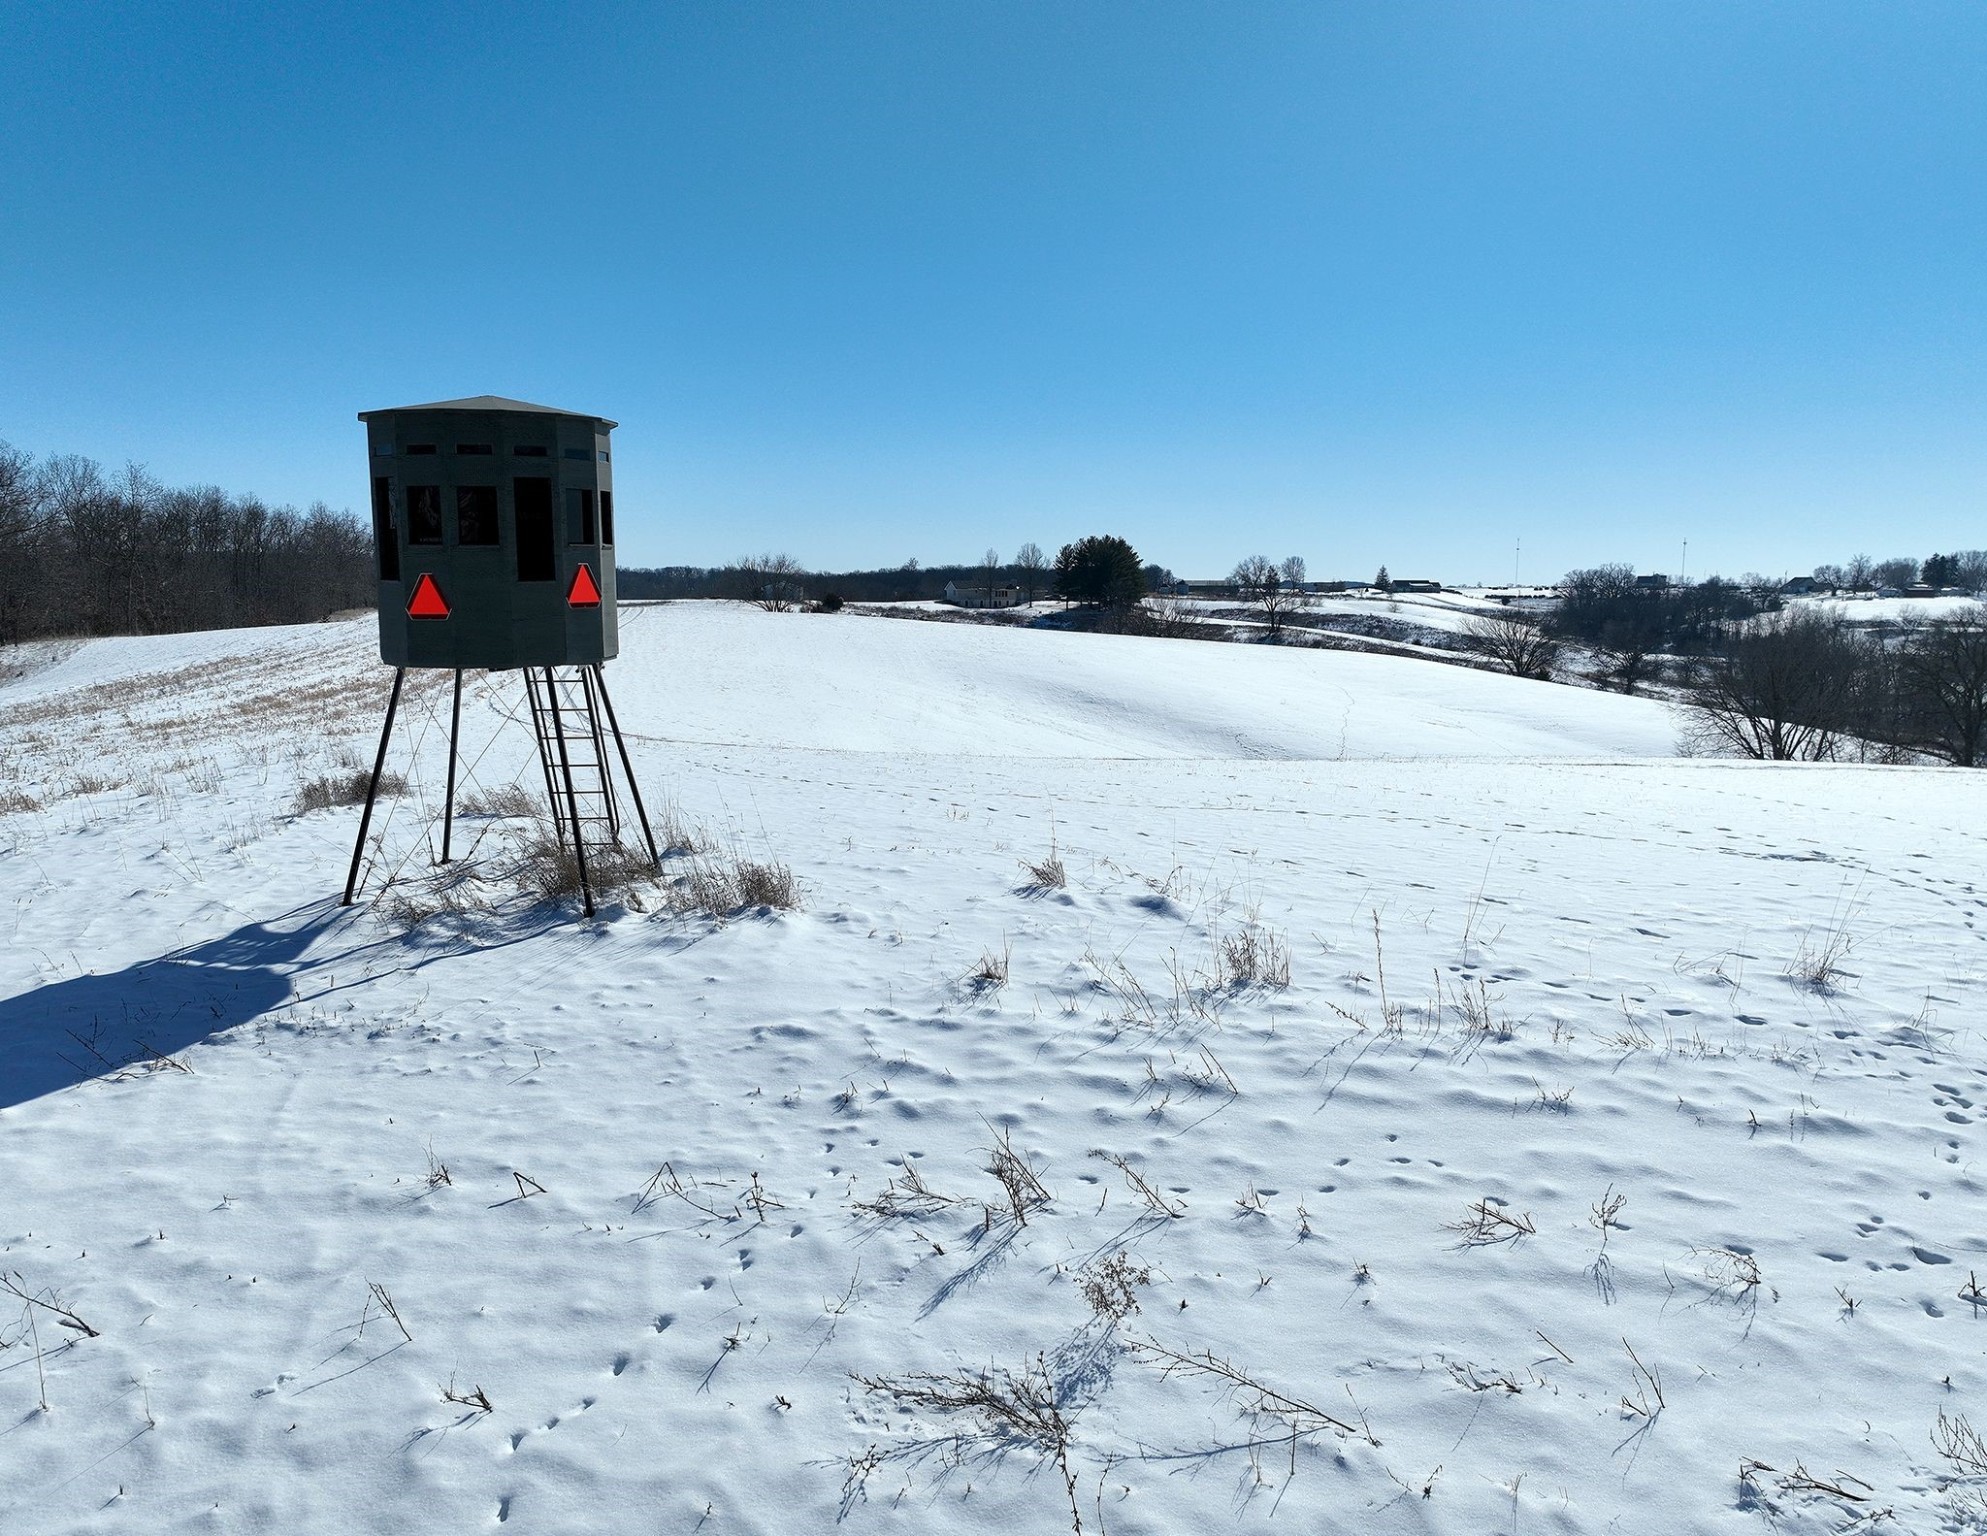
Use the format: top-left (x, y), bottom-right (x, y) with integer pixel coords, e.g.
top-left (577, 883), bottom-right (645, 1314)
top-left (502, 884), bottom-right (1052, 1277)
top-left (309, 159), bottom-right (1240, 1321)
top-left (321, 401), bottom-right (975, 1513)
top-left (2, 2), bottom-right (1981, 581)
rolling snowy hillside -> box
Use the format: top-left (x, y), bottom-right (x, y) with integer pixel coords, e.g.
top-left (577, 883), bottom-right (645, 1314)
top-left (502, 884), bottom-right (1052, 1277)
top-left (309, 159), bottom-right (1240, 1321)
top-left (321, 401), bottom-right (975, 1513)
top-left (3, 605), bottom-right (1985, 1535)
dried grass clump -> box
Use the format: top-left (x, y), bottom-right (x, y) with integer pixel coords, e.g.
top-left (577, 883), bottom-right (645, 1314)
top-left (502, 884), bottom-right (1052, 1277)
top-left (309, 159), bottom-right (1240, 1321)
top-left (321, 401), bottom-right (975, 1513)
top-left (0, 789), bottom-right (41, 816)
top-left (456, 785), bottom-right (537, 818)
top-left (968, 941), bottom-right (1011, 991)
top-left (515, 828), bottom-right (664, 908)
top-left (663, 846), bottom-right (800, 919)
top-left (1019, 836), bottom-right (1066, 891)
top-left (1216, 920), bottom-right (1291, 989)
top-left (294, 768), bottom-right (406, 814)
top-left (377, 882), bottom-right (472, 932)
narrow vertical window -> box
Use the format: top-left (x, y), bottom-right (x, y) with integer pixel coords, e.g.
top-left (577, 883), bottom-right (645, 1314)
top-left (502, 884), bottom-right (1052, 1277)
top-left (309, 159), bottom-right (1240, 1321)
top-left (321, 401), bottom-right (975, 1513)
top-left (407, 485), bottom-right (444, 545)
top-left (456, 485), bottom-right (498, 545)
top-left (372, 477), bottom-right (400, 580)
top-left (514, 477), bottom-right (555, 580)
top-left (566, 487), bottom-right (596, 544)
top-left (600, 491), bottom-right (614, 545)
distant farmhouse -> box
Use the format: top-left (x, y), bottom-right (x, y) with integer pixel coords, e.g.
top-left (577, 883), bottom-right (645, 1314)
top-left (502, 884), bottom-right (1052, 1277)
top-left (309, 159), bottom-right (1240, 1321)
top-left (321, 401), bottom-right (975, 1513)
top-left (941, 579), bottom-right (1022, 609)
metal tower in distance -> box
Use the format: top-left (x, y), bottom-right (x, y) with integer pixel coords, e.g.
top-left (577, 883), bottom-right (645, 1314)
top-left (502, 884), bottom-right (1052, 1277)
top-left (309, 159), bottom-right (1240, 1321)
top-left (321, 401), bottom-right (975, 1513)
top-left (341, 395), bottom-right (658, 917)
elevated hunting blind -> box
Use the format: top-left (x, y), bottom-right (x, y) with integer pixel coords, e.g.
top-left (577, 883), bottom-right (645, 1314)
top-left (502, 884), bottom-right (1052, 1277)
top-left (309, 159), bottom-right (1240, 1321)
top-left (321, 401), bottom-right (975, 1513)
top-left (341, 395), bottom-right (657, 917)
top-left (359, 395), bottom-right (619, 669)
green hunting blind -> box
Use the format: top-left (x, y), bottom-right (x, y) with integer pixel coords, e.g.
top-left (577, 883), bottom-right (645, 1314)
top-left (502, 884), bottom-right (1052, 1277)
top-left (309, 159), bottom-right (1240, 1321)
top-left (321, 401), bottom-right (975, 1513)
top-left (341, 396), bottom-right (657, 916)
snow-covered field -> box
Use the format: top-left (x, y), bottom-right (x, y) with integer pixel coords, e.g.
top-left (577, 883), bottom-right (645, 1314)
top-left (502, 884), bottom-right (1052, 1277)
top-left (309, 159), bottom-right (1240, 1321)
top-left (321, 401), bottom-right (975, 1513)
top-left (4, 604), bottom-right (1986, 1534)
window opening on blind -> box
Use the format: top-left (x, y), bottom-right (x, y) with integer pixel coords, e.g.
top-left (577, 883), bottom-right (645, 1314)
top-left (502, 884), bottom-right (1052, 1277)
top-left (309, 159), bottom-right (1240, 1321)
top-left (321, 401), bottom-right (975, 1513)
top-left (407, 485), bottom-right (444, 545)
top-left (405, 444), bottom-right (438, 455)
top-left (600, 491), bottom-right (615, 545)
top-left (514, 478), bottom-right (555, 580)
top-left (566, 487), bottom-right (596, 544)
top-left (454, 443), bottom-right (493, 455)
top-left (372, 477), bottom-right (400, 580)
top-left (456, 485), bottom-right (499, 545)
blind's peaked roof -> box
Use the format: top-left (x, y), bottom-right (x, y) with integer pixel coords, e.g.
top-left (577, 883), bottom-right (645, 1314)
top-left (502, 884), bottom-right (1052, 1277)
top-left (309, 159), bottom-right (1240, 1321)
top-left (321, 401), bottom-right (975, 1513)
top-left (358, 395), bottom-right (616, 428)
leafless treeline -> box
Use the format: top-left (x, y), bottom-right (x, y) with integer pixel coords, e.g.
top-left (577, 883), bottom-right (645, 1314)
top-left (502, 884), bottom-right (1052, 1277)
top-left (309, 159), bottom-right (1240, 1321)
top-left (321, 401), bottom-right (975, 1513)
top-left (0, 439), bottom-right (371, 642)
top-left (1683, 605), bottom-right (1987, 766)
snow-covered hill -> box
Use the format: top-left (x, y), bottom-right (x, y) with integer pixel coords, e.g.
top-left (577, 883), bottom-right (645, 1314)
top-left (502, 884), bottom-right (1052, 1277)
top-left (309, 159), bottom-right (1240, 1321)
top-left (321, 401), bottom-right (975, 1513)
top-left (3, 605), bottom-right (1985, 1535)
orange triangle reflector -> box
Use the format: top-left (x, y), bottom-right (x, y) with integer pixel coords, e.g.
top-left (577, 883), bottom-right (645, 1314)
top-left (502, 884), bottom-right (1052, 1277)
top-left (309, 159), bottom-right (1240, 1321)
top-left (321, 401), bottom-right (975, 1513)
top-left (567, 563), bottom-right (601, 608)
top-left (406, 572), bottom-right (450, 619)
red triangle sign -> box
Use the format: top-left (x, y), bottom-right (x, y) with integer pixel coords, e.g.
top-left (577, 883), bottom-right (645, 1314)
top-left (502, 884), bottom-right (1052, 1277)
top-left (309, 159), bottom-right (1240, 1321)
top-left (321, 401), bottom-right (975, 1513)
top-left (567, 563), bottom-right (601, 609)
top-left (406, 572), bottom-right (450, 619)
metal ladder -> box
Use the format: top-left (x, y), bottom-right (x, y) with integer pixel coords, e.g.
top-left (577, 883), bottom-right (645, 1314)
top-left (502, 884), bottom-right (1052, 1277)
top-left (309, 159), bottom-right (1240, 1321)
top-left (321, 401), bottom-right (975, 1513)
top-left (522, 665), bottom-right (658, 914)
top-left (525, 668), bottom-right (619, 846)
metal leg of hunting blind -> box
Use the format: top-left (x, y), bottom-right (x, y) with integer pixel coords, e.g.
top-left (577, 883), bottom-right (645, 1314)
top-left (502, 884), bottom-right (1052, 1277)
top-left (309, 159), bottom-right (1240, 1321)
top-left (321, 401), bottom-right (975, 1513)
top-left (439, 668), bottom-right (462, 863)
top-left (591, 664), bottom-right (659, 867)
top-left (341, 667), bottom-right (405, 906)
top-left (543, 667), bottom-right (595, 917)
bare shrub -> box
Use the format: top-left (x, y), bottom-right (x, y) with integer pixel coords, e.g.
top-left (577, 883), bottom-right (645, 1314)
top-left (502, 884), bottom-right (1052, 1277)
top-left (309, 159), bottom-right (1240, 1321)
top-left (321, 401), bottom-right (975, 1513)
top-left (1077, 1252), bottom-right (1151, 1323)
top-left (1620, 1339), bottom-right (1665, 1417)
top-left (0, 788), bottom-right (41, 815)
top-left (1444, 1198), bottom-right (1536, 1247)
top-left (736, 552), bottom-right (807, 612)
top-left (1692, 1245), bottom-right (1765, 1303)
top-left (442, 1378), bottom-right (494, 1414)
top-left (1463, 612), bottom-right (1560, 680)
top-left (853, 1358), bottom-right (1082, 1531)
top-left (853, 1160), bottom-right (963, 1221)
top-left (360, 1281), bottom-right (412, 1343)
top-left (984, 1122), bottom-right (1051, 1226)
top-left (294, 768), bottom-right (406, 813)
top-left (1131, 1337), bottom-right (1378, 1464)
top-left (1935, 1409), bottom-right (1987, 1476)
top-left (1091, 1151), bottom-right (1186, 1218)
top-left (1, 1271), bottom-right (99, 1339)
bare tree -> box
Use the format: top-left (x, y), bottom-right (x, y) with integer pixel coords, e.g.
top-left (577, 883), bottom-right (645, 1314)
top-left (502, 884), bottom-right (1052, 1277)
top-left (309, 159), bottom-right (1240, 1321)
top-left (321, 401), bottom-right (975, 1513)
top-left (1278, 555), bottom-right (1307, 589)
top-left (1682, 608), bottom-right (1874, 760)
top-left (1014, 542), bottom-right (1047, 604)
top-left (1873, 556), bottom-right (1920, 591)
top-left (1900, 606), bottom-right (1987, 766)
top-left (1463, 612), bottom-right (1560, 680)
top-left (981, 546), bottom-right (1002, 605)
top-left (1845, 553), bottom-right (1875, 591)
top-left (736, 552), bottom-right (806, 612)
top-left (1231, 554), bottom-right (1294, 635)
